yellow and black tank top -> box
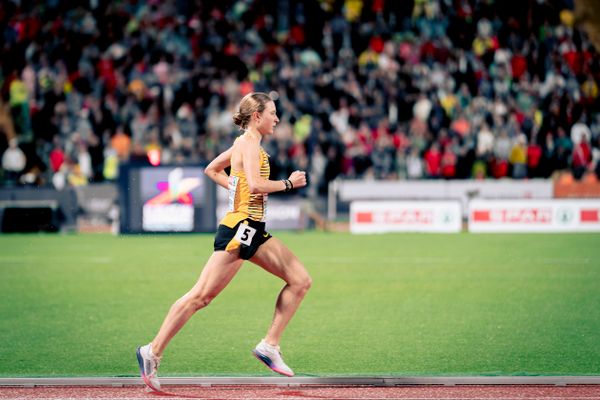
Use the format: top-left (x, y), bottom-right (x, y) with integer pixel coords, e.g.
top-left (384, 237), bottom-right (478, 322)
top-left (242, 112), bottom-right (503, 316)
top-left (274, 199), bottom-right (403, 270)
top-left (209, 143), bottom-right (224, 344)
top-left (219, 144), bottom-right (270, 228)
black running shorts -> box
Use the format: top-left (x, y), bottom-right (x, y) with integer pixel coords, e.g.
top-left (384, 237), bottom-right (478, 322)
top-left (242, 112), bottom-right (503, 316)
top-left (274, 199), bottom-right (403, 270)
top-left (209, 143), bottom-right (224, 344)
top-left (214, 219), bottom-right (272, 260)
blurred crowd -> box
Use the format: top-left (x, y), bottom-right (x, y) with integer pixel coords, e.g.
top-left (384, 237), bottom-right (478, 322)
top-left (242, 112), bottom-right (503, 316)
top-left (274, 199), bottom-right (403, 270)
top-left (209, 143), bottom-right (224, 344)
top-left (1, 0), bottom-right (599, 196)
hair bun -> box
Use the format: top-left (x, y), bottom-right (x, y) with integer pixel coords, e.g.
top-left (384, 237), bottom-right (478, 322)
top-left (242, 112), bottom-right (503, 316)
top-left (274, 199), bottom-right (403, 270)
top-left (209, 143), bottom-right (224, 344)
top-left (233, 112), bottom-right (244, 127)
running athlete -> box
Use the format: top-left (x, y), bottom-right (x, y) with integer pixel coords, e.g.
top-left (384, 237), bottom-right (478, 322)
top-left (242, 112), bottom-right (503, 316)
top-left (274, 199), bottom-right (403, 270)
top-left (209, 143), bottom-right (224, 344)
top-left (136, 92), bottom-right (311, 391)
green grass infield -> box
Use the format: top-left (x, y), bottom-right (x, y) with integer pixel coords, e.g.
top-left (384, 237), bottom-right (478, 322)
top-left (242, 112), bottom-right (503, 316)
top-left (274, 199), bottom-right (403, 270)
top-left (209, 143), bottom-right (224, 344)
top-left (0, 232), bottom-right (599, 377)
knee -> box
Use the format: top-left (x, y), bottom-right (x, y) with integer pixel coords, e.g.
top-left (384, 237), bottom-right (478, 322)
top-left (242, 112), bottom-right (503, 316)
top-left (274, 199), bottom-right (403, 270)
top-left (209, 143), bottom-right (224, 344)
top-left (302, 274), bottom-right (313, 292)
top-left (297, 276), bottom-right (312, 297)
top-left (290, 265), bottom-right (312, 295)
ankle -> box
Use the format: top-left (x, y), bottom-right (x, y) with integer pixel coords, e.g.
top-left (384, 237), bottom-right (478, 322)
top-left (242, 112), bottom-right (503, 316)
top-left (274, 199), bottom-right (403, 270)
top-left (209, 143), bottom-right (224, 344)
top-left (263, 338), bottom-right (279, 348)
top-left (149, 343), bottom-right (162, 358)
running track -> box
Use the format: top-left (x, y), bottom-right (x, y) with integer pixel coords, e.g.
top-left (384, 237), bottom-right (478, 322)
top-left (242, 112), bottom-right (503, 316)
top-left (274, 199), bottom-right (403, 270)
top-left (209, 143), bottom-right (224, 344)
top-left (1, 384), bottom-right (600, 399)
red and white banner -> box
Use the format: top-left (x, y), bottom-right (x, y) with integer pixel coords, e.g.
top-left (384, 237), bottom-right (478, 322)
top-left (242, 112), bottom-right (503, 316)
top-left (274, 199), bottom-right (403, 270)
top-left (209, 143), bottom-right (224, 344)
top-left (469, 199), bottom-right (600, 232)
top-left (350, 201), bottom-right (462, 233)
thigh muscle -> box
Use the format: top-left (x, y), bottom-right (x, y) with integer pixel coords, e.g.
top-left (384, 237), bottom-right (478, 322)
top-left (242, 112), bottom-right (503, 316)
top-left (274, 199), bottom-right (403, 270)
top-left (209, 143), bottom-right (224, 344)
top-left (250, 237), bottom-right (309, 284)
top-left (188, 251), bottom-right (244, 298)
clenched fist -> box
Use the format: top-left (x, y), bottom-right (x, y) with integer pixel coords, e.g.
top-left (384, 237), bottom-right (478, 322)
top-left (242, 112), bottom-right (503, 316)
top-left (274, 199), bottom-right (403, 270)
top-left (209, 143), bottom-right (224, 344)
top-left (288, 170), bottom-right (307, 189)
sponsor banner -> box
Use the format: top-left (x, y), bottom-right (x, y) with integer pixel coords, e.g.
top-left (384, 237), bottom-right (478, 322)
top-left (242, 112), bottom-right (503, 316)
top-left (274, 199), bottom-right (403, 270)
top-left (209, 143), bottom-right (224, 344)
top-left (334, 179), bottom-right (552, 218)
top-left (469, 199), bottom-right (600, 233)
top-left (143, 204), bottom-right (194, 232)
top-left (338, 180), bottom-right (552, 200)
top-left (119, 164), bottom-right (216, 234)
top-left (350, 201), bottom-right (462, 233)
top-left (140, 167), bottom-right (204, 232)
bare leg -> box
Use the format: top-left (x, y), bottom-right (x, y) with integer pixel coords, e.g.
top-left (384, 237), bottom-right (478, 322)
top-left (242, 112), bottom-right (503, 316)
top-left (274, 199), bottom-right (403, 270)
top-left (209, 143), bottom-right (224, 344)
top-left (250, 237), bottom-right (312, 346)
top-left (151, 251), bottom-right (243, 356)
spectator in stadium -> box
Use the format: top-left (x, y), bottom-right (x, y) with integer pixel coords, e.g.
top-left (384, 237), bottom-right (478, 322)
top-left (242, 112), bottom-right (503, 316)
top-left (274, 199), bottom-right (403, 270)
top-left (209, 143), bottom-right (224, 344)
top-left (572, 133), bottom-right (593, 180)
top-left (424, 142), bottom-right (442, 179)
top-left (527, 131), bottom-right (543, 178)
top-left (1, 138), bottom-right (26, 185)
top-left (555, 128), bottom-right (574, 171)
top-left (509, 134), bottom-right (528, 180)
top-left (1, 0), bottom-right (599, 189)
top-left (49, 138), bottom-right (65, 175)
top-left (371, 135), bottom-right (396, 179)
top-left (136, 92), bottom-right (310, 392)
top-left (539, 132), bottom-right (558, 178)
top-left (492, 129), bottom-right (511, 178)
top-left (441, 143), bottom-right (457, 180)
top-left (406, 146), bottom-right (425, 180)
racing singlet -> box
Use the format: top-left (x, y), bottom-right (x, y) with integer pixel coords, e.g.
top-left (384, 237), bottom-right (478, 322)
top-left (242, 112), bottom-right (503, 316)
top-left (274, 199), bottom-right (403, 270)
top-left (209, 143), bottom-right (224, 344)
top-left (219, 143), bottom-right (270, 228)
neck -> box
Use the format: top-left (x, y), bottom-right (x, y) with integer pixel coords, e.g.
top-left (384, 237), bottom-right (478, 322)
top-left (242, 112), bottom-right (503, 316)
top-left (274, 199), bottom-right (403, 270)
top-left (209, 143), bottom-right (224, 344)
top-left (245, 128), bottom-right (262, 142)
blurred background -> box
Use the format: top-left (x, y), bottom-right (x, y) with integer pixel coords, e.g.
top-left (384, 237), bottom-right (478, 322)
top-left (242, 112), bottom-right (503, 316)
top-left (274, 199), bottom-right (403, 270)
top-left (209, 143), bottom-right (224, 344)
top-left (0, 0), bottom-right (599, 234)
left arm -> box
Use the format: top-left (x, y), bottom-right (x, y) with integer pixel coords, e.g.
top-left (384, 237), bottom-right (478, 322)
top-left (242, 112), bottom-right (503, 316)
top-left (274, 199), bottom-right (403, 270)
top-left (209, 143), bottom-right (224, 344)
top-left (204, 147), bottom-right (233, 189)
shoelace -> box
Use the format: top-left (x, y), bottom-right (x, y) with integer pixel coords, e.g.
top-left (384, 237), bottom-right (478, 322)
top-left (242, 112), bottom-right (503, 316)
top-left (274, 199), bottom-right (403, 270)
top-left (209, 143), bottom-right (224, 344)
top-left (264, 342), bottom-right (282, 356)
top-left (153, 358), bottom-right (161, 375)
top-left (273, 346), bottom-right (284, 358)
top-left (148, 355), bottom-right (161, 377)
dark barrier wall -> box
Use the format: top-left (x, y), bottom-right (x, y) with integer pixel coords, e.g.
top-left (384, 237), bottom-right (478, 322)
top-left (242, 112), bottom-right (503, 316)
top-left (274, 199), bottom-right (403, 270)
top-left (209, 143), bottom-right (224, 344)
top-left (0, 187), bottom-right (78, 232)
top-left (74, 184), bottom-right (118, 221)
top-left (118, 164), bottom-right (216, 233)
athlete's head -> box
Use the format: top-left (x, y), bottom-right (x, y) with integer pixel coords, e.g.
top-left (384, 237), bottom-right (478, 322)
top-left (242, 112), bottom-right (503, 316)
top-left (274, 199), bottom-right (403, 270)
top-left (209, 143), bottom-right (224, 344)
top-left (233, 92), bottom-right (279, 135)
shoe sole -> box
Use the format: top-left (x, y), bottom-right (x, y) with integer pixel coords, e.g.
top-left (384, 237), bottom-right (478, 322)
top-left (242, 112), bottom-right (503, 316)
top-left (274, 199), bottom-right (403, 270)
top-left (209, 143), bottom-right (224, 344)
top-left (136, 347), bottom-right (161, 392)
top-left (252, 350), bottom-right (294, 377)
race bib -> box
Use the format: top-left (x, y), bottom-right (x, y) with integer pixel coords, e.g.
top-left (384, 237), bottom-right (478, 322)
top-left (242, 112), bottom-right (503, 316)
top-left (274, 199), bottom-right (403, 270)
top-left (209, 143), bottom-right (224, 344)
top-left (228, 176), bottom-right (239, 212)
top-left (234, 223), bottom-right (257, 246)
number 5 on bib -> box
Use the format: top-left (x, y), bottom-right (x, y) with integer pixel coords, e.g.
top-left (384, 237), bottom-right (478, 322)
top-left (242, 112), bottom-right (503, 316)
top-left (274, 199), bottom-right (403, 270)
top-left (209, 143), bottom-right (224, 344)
top-left (234, 223), bottom-right (257, 246)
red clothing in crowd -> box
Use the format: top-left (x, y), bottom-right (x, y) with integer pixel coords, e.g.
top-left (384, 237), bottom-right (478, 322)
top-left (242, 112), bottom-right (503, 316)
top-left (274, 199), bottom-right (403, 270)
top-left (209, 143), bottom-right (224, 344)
top-left (563, 50), bottom-right (582, 75)
top-left (491, 159), bottom-right (509, 178)
top-left (424, 146), bottom-right (442, 177)
top-left (511, 54), bottom-right (528, 79)
top-left (49, 148), bottom-right (65, 172)
top-left (527, 143), bottom-right (542, 170)
top-left (572, 141), bottom-right (592, 168)
top-left (441, 148), bottom-right (457, 179)
top-left (370, 36), bottom-right (384, 53)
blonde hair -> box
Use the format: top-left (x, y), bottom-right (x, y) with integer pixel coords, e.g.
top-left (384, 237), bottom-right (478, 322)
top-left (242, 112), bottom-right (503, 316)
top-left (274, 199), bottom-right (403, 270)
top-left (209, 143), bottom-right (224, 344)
top-left (232, 92), bottom-right (272, 129)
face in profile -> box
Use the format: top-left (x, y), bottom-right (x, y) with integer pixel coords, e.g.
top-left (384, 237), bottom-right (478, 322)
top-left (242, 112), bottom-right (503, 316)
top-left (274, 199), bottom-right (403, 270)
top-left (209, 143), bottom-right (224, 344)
top-left (256, 101), bottom-right (279, 135)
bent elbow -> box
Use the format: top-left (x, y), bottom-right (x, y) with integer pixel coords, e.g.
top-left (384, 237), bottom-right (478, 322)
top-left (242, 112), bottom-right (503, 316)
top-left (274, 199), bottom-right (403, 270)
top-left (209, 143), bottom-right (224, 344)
top-left (204, 167), bottom-right (216, 178)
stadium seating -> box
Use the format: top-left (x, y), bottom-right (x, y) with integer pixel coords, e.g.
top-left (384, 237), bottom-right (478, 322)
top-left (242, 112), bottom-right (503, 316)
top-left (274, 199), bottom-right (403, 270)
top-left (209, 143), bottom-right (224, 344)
top-left (0, 0), bottom-right (598, 194)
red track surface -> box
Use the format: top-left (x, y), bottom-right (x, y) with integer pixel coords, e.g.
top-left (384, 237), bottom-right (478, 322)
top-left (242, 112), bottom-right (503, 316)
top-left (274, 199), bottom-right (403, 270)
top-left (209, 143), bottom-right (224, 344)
top-left (1, 385), bottom-right (600, 399)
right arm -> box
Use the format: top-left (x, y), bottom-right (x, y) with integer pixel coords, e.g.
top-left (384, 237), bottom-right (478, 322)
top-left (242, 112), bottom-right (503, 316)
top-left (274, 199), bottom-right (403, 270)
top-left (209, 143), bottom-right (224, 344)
top-left (204, 147), bottom-right (233, 189)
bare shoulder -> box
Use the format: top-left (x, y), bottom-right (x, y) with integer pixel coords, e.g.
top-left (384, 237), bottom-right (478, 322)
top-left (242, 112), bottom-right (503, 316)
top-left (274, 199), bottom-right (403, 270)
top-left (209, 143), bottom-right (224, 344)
top-left (236, 135), bottom-right (261, 156)
top-left (236, 134), bottom-right (260, 148)
top-left (232, 135), bottom-right (259, 170)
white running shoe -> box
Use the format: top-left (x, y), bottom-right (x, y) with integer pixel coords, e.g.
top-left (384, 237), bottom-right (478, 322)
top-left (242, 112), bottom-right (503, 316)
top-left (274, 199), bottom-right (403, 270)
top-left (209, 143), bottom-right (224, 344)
top-left (252, 339), bottom-right (295, 377)
top-left (136, 344), bottom-right (161, 392)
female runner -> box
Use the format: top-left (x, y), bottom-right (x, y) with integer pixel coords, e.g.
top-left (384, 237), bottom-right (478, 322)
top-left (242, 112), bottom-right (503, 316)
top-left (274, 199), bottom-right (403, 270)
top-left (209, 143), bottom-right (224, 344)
top-left (136, 92), bottom-right (311, 391)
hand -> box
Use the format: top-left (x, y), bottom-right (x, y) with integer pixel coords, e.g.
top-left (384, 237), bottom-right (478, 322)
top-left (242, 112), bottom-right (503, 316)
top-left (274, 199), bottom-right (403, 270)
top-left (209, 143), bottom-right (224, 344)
top-left (288, 170), bottom-right (307, 189)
